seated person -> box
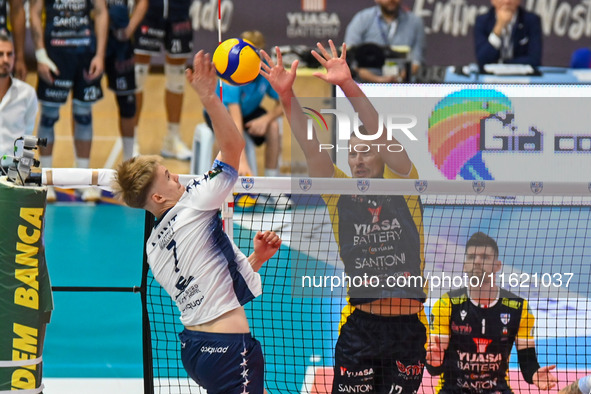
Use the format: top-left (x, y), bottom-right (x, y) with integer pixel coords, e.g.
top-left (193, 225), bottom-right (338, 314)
top-left (344, 0), bottom-right (425, 83)
top-left (474, 0), bottom-right (542, 70)
top-left (205, 30), bottom-right (283, 176)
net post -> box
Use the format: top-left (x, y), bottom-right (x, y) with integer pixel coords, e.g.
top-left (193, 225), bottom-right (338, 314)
top-left (141, 211), bottom-right (155, 394)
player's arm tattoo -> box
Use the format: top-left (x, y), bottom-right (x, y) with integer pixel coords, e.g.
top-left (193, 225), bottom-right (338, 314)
top-left (559, 381), bottom-right (583, 394)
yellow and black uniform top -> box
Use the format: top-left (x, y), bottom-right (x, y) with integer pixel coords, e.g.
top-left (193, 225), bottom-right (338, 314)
top-left (429, 287), bottom-right (535, 394)
top-left (322, 164), bottom-right (426, 305)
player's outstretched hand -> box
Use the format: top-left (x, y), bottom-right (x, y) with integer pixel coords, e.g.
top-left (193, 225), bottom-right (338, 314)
top-left (259, 47), bottom-right (298, 97)
top-left (426, 335), bottom-right (445, 367)
top-left (533, 365), bottom-right (558, 390)
top-left (186, 50), bottom-right (216, 100)
top-left (311, 40), bottom-right (352, 87)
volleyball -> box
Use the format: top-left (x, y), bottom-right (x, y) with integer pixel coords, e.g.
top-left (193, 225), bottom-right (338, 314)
top-left (213, 38), bottom-right (261, 86)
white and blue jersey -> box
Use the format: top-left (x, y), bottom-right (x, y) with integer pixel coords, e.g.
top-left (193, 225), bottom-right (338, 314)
top-left (146, 160), bottom-right (262, 327)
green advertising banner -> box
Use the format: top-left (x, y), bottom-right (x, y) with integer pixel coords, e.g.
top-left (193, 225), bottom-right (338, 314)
top-left (0, 178), bottom-right (53, 393)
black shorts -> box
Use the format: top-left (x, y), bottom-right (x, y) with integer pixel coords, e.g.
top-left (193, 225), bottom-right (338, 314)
top-left (134, 7), bottom-right (193, 57)
top-left (332, 309), bottom-right (427, 394)
top-left (179, 330), bottom-right (264, 394)
top-left (204, 106), bottom-right (268, 146)
top-left (37, 47), bottom-right (103, 105)
top-left (105, 34), bottom-right (136, 95)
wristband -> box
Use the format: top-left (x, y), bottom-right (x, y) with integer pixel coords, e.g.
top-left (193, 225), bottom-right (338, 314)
top-left (425, 362), bottom-right (445, 377)
top-left (35, 49), bottom-right (58, 73)
top-left (517, 347), bottom-right (541, 384)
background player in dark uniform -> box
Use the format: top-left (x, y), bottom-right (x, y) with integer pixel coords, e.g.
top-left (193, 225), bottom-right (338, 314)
top-left (105, 0), bottom-right (147, 161)
top-left (261, 40), bottom-right (427, 394)
top-left (133, 0), bottom-right (193, 160)
top-left (427, 232), bottom-right (557, 394)
top-left (30, 0), bottom-right (108, 201)
top-left (0, 0), bottom-right (26, 79)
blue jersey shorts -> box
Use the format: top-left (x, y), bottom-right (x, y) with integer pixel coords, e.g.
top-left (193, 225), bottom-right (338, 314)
top-left (179, 329), bottom-right (264, 393)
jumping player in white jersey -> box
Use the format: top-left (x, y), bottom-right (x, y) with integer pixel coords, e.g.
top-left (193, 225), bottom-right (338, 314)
top-left (113, 50), bottom-right (281, 394)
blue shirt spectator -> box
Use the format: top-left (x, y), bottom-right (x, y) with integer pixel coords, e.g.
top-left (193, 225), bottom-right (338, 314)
top-left (344, 0), bottom-right (425, 82)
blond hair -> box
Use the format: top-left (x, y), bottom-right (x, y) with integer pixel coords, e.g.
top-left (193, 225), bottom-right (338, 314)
top-left (112, 155), bottom-right (161, 208)
top-left (241, 30), bottom-right (265, 49)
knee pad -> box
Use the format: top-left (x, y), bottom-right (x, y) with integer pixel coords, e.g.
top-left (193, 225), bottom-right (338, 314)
top-left (165, 63), bottom-right (185, 94)
top-left (37, 104), bottom-right (60, 144)
top-left (72, 101), bottom-right (93, 142)
top-left (135, 63), bottom-right (149, 94)
top-left (116, 94), bottom-right (136, 118)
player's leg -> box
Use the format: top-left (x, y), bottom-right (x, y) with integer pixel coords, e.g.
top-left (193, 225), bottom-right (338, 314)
top-left (36, 46), bottom-right (71, 202)
top-left (160, 16), bottom-right (193, 160)
top-left (37, 101), bottom-right (61, 202)
top-left (133, 52), bottom-right (150, 147)
top-left (242, 107), bottom-right (268, 175)
top-left (133, 9), bottom-right (162, 154)
top-left (332, 309), bottom-right (379, 393)
top-left (160, 54), bottom-right (191, 160)
top-left (179, 330), bottom-right (265, 393)
top-left (381, 312), bottom-right (428, 394)
top-left (72, 51), bottom-right (104, 201)
top-left (106, 37), bottom-right (137, 160)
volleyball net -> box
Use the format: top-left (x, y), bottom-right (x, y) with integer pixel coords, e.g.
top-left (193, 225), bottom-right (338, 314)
top-left (9, 167), bottom-right (591, 392)
top-left (139, 175), bottom-right (591, 394)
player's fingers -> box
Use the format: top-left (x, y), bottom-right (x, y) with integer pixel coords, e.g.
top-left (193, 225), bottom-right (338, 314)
top-left (265, 232), bottom-right (281, 245)
top-left (275, 46), bottom-right (283, 67)
top-left (316, 41), bottom-right (330, 59)
top-left (312, 72), bottom-right (329, 83)
top-left (341, 42), bottom-right (347, 59)
top-left (193, 50), bottom-right (204, 71)
top-left (328, 39), bottom-right (337, 57)
top-left (260, 50), bottom-right (273, 67)
top-left (264, 231), bottom-right (278, 241)
top-left (185, 68), bottom-right (193, 81)
top-left (311, 50), bottom-right (326, 67)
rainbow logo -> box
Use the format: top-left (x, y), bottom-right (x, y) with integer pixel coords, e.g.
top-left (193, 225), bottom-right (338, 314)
top-left (303, 107), bottom-right (328, 131)
top-left (428, 89), bottom-right (513, 180)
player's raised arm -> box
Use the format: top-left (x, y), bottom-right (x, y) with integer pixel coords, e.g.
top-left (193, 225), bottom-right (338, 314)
top-left (312, 40), bottom-right (413, 177)
top-left (260, 47), bottom-right (333, 178)
top-left (186, 51), bottom-right (245, 170)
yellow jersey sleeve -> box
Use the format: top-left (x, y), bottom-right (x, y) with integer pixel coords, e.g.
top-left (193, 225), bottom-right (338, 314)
top-left (430, 293), bottom-right (452, 337)
top-left (517, 299), bottom-right (535, 340)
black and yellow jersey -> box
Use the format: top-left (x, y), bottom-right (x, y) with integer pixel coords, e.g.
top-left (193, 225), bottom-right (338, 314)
top-left (322, 164), bottom-right (426, 305)
top-left (430, 287), bottom-right (535, 394)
